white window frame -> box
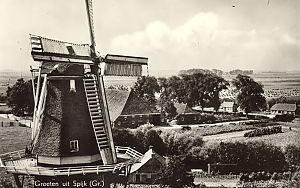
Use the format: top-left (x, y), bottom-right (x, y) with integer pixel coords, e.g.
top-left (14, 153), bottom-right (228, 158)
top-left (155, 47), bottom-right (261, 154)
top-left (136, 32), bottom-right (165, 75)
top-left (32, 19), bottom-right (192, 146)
top-left (70, 79), bottom-right (76, 92)
top-left (70, 140), bottom-right (79, 152)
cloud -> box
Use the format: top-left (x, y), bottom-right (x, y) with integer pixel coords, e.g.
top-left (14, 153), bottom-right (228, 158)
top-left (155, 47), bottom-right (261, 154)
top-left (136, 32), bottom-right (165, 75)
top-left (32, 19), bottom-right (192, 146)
top-left (110, 12), bottom-right (300, 71)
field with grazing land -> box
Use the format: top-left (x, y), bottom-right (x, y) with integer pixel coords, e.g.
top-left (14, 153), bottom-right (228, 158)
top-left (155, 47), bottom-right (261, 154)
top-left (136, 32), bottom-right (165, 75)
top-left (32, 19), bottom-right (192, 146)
top-left (206, 120), bottom-right (300, 147)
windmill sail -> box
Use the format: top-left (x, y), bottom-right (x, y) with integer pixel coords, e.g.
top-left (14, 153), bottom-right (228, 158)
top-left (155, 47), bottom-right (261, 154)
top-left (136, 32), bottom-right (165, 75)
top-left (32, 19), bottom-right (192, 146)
top-left (104, 54), bottom-right (148, 77)
top-left (30, 35), bottom-right (94, 65)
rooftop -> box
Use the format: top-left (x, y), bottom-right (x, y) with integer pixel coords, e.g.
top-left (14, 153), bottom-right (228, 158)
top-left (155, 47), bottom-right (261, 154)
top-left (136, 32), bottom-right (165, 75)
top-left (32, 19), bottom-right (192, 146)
top-left (270, 103), bottom-right (297, 112)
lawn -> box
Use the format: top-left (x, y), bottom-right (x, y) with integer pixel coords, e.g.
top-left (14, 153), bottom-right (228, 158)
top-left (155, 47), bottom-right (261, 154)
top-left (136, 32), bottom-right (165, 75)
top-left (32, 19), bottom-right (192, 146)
top-left (0, 125), bottom-right (31, 187)
top-left (0, 126), bottom-right (31, 154)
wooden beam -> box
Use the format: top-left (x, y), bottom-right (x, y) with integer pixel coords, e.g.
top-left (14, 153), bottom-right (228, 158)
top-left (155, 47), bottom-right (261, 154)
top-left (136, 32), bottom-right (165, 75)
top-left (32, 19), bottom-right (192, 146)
top-left (48, 76), bottom-right (84, 80)
top-left (13, 174), bottom-right (23, 188)
top-left (105, 54), bottom-right (148, 65)
top-left (31, 51), bottom-right (94, 65)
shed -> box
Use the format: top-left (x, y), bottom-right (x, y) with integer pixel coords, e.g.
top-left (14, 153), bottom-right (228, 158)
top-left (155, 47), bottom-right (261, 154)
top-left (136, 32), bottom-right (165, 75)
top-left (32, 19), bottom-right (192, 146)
top-left (129, 147), bottom-right (166, 184)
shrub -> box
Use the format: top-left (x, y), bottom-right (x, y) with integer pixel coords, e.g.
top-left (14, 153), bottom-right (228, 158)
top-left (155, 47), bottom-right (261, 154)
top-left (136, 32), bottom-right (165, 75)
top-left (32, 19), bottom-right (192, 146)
top-left (198, 141), bottom-right (287, 173)
top-left (244, 126), bottom-right (282, 137)
top-left (284, 145), bottom-right (300, 169)
top-left (160, 130), bottom-right (204, 156)
top-left (155, 155), bottom-right (195, 188)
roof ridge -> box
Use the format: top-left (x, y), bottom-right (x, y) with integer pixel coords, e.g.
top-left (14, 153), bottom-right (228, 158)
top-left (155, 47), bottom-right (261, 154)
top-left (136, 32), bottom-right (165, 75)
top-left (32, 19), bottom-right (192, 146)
top-left (30, 34), bottom-right (90, 46)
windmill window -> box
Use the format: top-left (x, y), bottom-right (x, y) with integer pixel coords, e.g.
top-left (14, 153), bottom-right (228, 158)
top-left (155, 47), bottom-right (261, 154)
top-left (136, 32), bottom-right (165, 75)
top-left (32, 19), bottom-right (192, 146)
top-left (70, 140), bottom-right (79, 152)
top-left (181, 117), bottom-right (185, 121)
top-left (70, 80), bottom-right (76, 92)
top-left (66, 45), bottom-right (76, 55)
top-left (117, 121), bottom-right (121, 126)
top-left (132, 120), bottom-right (135, 124)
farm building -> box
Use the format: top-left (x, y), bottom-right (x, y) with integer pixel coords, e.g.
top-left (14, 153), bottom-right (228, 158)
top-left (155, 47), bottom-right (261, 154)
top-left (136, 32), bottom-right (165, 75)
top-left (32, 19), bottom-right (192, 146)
top-left (106, 89), bottom-right (162, 128)
top-left (129, 146), bottom-right (166, 184)
top-left (174, 103), bottom-right (201, 125)
top-left (270, 103), bottom-right (297, 116)
top-left (219, 101), bottom-right (237, 113)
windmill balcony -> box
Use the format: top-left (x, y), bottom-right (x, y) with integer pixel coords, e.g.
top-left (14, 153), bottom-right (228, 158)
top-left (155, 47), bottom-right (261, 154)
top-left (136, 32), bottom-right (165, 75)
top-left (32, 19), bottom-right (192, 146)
top-left (0, 146), bottom-right (142, 177)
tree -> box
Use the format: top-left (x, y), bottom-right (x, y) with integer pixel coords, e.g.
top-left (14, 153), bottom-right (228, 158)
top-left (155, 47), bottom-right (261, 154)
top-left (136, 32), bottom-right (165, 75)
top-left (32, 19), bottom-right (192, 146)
top-left (133, 76), bottom-right (160, 106)
top-left (155, 155), bottom-right (195, 188)
top-left (203, 74), bottom-right (228, 112)
top-left (134, 125), bottom-right (166, 155)
top-left (6, 78), bottom-right (34, 116)
top-left (112, 128), bottom-right (137, 148)
top-left (232, 74), bottom-right (266, 113)
top-left (178, 73), bottom-right (228, 111)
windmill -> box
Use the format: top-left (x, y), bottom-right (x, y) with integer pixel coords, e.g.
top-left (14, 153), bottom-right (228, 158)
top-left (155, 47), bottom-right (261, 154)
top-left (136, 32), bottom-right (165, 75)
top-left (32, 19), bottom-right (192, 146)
top-left (0, 0), bottom-right (147, 187)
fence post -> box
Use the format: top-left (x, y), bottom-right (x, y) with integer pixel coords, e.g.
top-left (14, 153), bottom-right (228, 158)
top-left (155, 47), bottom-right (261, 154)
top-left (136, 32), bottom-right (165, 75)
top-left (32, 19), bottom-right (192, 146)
top-left (208, 163), bottom-right (211, 174)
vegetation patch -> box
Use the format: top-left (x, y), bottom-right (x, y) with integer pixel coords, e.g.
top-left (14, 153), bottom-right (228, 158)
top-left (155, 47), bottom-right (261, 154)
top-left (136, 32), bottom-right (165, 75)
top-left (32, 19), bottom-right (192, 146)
top-left (191, 121), bottom-right (278, 137)
top-left (244, 126), bottom-right (282, 137)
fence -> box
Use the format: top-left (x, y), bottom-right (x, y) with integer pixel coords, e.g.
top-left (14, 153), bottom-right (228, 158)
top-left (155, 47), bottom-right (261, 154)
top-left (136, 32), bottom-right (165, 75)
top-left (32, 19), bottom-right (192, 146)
top-left (194, 173), bottom-right (241, 180)
top-left (1, 121), bottom-right (20, 127)
top-left (0, 121), bottom-right (31, 127)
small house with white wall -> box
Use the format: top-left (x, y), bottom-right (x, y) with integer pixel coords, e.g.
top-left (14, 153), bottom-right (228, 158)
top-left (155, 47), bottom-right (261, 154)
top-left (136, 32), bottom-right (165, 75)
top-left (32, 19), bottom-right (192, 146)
top-left (129, 146), bottom-right (166, 184)
top-left (270, 103), bottom-right (297, 116)
top-left (219, 101), bottom-right (237, 113)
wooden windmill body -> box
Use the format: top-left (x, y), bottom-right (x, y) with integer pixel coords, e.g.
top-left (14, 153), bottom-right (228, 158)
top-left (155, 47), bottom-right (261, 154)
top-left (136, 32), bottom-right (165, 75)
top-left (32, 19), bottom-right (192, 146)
top-left (0, 0), bottom-right (147, 187)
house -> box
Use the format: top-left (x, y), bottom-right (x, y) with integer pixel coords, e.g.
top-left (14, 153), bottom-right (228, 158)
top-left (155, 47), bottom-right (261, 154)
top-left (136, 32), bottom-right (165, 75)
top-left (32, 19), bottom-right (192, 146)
top-left (174, 103), bottom-right (201, 125)
top-left (129, 146), bottom-right (166, 184)
top-left (270, 103), bottom-right (297, 116)
top-left (106, 89), bottom-right (162, 128)
top-left (219, 101), bottom-right (237, 113)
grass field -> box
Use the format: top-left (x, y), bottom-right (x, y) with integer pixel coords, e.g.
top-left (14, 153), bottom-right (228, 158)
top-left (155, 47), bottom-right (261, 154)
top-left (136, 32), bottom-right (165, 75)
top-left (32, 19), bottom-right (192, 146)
top-left (0, 126), bottom-right (31, 154)
top-left (206, 120), bottom-right (300, 147)
top-left (0, 124), bottom-right (31, 187)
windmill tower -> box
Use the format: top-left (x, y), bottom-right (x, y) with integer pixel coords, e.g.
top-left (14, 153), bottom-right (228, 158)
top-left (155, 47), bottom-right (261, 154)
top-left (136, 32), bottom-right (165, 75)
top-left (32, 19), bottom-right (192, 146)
top-left (0, 0), bottom-right (147, 187)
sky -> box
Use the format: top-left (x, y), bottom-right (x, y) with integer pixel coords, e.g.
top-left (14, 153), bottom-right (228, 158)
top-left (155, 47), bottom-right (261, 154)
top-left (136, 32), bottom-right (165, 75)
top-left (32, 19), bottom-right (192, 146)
top-left (0, 0), bottom-right (299, 74)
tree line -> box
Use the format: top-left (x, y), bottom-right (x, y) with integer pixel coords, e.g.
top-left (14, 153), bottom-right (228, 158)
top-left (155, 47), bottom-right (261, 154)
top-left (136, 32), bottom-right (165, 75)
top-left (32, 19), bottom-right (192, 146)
top-left (5, 71), bottom-right (266, 117)
top-left (134, 72), bottom-right (266, 118)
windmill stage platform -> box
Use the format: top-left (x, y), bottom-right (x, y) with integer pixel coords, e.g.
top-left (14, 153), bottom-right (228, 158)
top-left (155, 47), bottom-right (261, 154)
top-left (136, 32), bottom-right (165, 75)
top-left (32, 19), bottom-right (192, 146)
top-left (0, 146), bottom-right (142, 177)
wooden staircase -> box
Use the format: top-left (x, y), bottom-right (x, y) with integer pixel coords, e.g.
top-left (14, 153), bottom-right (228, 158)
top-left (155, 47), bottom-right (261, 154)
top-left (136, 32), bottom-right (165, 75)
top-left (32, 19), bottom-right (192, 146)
top-left (84, 75), bottom-right (109, 150)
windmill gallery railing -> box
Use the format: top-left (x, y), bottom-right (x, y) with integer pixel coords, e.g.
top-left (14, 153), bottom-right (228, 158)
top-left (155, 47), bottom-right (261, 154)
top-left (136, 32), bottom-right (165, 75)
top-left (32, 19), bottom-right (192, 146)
top-left (0, 146), bottom-right (142, 177)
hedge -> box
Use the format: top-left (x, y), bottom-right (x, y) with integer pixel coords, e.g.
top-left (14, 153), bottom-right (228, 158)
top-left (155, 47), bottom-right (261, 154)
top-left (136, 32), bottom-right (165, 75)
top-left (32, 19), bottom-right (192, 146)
top-left (244, 126), bottom-right (282, 137)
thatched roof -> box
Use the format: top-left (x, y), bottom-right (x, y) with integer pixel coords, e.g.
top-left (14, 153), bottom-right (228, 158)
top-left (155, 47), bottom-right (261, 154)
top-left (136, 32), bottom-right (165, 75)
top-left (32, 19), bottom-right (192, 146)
top-left (174, 103), bottom-right (198, 114)
top-left (106, 89), bottom-right (159, 122)
top-left (33, 79), bottom-right (99, 157)
top-left (106, 89), bottom-right (131, 122)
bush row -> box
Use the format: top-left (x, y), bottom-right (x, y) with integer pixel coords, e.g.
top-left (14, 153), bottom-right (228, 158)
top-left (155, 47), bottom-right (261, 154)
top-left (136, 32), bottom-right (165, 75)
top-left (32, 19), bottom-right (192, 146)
top-left (114, 125), bottom-right (300, 174)
top-left (244, 126), bottom-right (282, 137)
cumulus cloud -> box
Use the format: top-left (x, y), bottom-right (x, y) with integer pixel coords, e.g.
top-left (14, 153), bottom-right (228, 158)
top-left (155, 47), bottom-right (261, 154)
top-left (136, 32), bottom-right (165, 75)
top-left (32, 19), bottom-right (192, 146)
top-left (110, 12), bottom-right (300, 71)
